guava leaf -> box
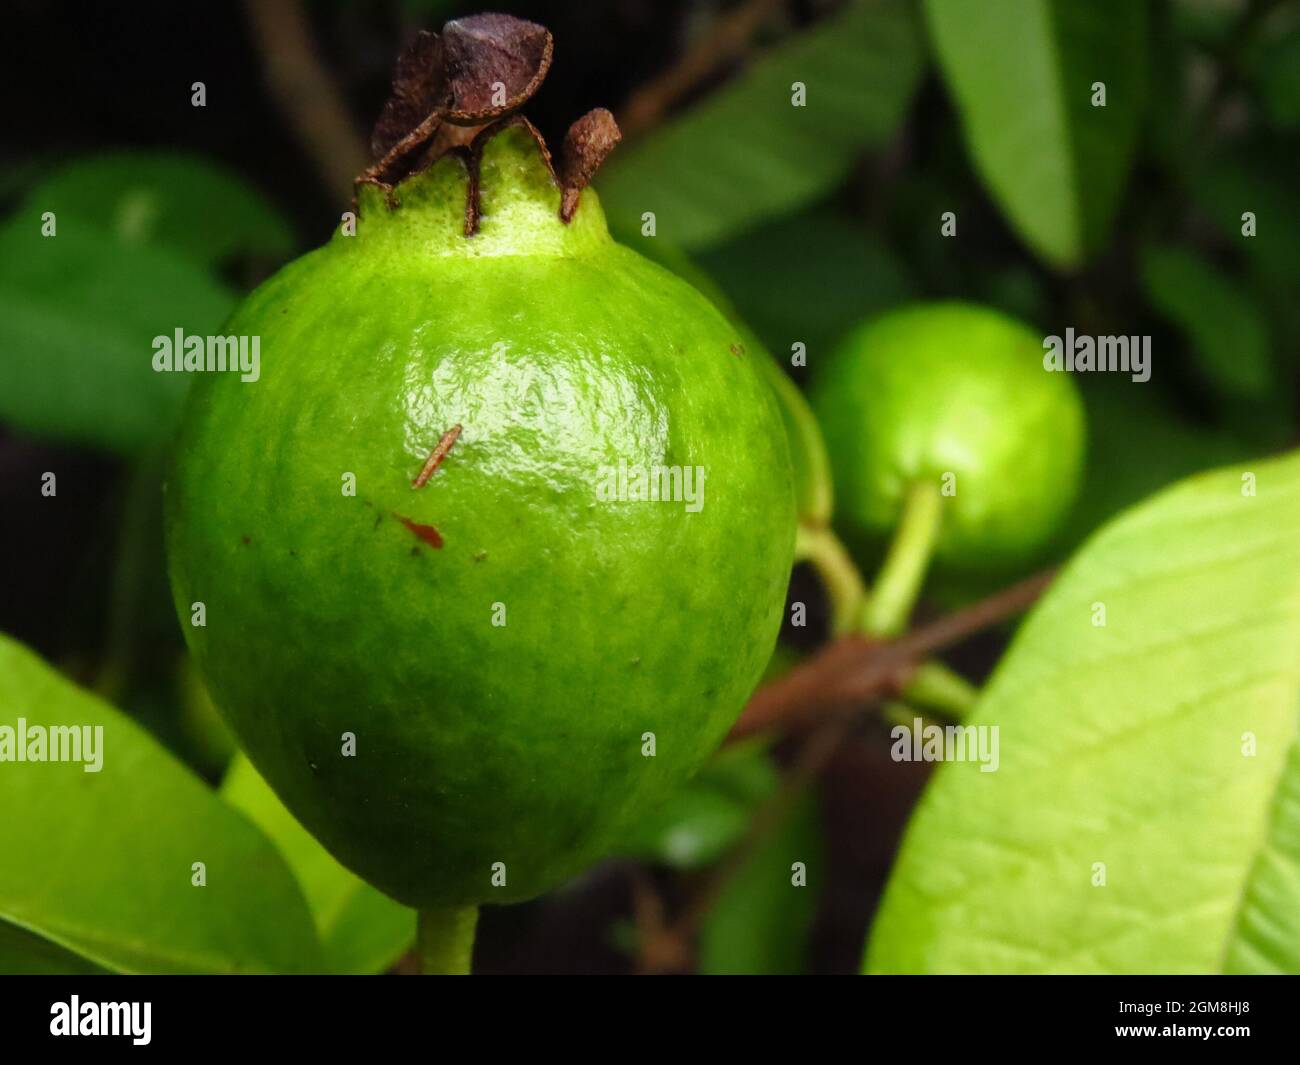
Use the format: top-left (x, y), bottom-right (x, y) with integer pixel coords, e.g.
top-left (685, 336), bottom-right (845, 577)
top-left (599, 0), bottom-right (924, 250)
top-left (699, 793), bottom-right (823, 974)
top-left (616, 739), bottom-right (778, 870)
top-left (24, 152), bottom-right (293, 267)
top-left (1246, 20), bottom-right (1300, 131)
top-left (0, 920), bottom-right (107, 975)
top-left (0, 213), bottom-right (235, 454)
top-left (867, 450), bottom-right (1300, 974)
top-left (0, 635), bottom-right (322, 974)
top-left (1141, 245), bottom-right (1272, 400)
top-left (221, 754), bottom-right (415, 974)
top-left (924, 0), bottom-right (1147, 268)
top-left (697, 210), bottom-right (915, 362)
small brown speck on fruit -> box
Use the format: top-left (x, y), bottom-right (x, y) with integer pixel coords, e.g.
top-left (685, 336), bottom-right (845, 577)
top-left (396, 513), bottom-right (445, 549)
top-left (730, 343), bottom-right (745, 357)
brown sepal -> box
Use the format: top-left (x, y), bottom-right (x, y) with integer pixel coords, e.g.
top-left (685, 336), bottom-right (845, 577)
top-left (440, 14), bottom-right (553, 125)
top-left (360, 14), bottom-right (552, 191)
top-left (558, 108), bottom-right (621, 222)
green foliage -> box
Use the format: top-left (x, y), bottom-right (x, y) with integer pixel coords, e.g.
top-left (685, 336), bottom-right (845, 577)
top-left (28, 152), bottom-right (293, 267)
top-left (0, 218), bottom-right (234, 454)
top-left (925, 0), bottom-right (1148, 268)
top-left (699, 794), bottom-right (823, 974)
top-left (867, 451), bottom-right (1300, 973)
top-left (1063, 378), bottom-right (1248, 547)
top-left (1140, 244), bottom-right (1272, 399)
top-left (0, 636), bottom-right (321, 974)
top-left (221, 756), bottom-right (414, 974)
top-left (617, 740), bottom-right (779, 870)
top-left (0, 153), bottom-right (290, 454)
top-left (600, 0), bottom-right (924, 250)
top-left (697, 209), bottom-right (915, 360)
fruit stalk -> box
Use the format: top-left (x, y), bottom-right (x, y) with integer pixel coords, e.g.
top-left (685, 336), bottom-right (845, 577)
top-left (861, 481), bottom-right (943, 638)
top-left (416, 905), bottom-right (479, 975)
top-left (903, 660), bottom-right (978, 718)
top-left (794, 523), bottom-right (867, 637)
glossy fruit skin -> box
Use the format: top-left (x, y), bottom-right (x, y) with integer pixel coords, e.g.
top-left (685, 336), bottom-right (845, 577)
top-left (165, 128), bottom-right (795, 908)
top-left (811, 302), bottom-right (1085, 568)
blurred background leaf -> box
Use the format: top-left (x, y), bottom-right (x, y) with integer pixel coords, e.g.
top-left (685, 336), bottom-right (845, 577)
top-left (0, 635), bottom-right (322, 974)
top-left (698, 792), bottom-right (823, 974)
top-left (924, 0), bottom-right (1148, 268)
top-left (600, 0), bottom-right (924, 250)
top-left (1140, 244), bottom-right (1272, 399)
top-left (697, 208), bottom-right (916, 360)
top-left (26, 152), bottom-right (293, 269)
top-left (616, 739), bottom-right (779, 870)
top-left (0, 154), bottom-right (292, 455)
top-left (0, 217), bottom-right (235, 454)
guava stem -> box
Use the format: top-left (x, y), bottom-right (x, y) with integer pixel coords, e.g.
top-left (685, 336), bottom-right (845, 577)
top-left (861, 480), bottom-right (943, 638)
top-left (794, 523), bottom-right (868, 638)
top-left (416, 905), bottom-right (479, 975)
top-left (902, 660), bottom-right (978, 719)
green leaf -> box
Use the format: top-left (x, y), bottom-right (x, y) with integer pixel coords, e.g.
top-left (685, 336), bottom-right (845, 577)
top-left (598, 0), bottom-right (924, 250)
top-left (0, 213), bottom-right (235, 454)
top-left (0, 634), bottom-right (321, 973)
top-left (221, 754), bottom-right (414, 974)
top-left (925, 0), bottom-right (1147, 268)
top-left (26, 152), bottom-right (293, 267)
top-left (1246, 18), bottom-right (1300, 131)
top-left (1141, 245), bottom-right (1272, 400)
top-left (0, 921), bottom-right (107, 975)
top-left (697, 210), bottom-right (915, 360)
top-left (867, 450), bottom-right (1300, 973)
top-left (699, 794), bottom-right (823, 974)
top-left (616, 739), bottom-right (779, 870)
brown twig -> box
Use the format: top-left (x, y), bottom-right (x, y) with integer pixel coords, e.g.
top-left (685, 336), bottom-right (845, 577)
top-left (242, 0), bottom-right (369, 203)
top-left (617, 0), bottom-right (789, 138)
top-left (729, 568), bottom-right (1056, 742)
top-left (638, 569), bottom-right (1056, 970)
top-left (630, 868), bottom-right (691, 975)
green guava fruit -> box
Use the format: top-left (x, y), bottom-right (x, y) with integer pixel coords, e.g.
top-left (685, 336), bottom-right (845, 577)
top-left (164, 117), bottom-right (795, 907)
top-left (811, 302), bottom-right (1085, 569)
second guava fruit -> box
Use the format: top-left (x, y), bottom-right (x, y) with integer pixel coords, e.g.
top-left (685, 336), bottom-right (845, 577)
top-left (811, 302), bottom-right (1085, 570)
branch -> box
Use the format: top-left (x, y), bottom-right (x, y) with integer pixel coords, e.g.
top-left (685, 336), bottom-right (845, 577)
top-left (242, 0), bottom-right (369, 204)
top-left (730, 568), bottom-right (1055, 741)
top-left (617, 0), bottom-right (789, 138)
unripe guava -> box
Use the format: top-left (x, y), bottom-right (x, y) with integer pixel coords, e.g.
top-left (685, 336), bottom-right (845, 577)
top-left (165, 119), bottom-right (795, 907)
top-left (811, 302), bottom-right (1085, 569)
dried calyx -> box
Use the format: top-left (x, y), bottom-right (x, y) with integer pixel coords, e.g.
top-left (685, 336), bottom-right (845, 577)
top-left (358, 13), bottom-right (620, 234)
